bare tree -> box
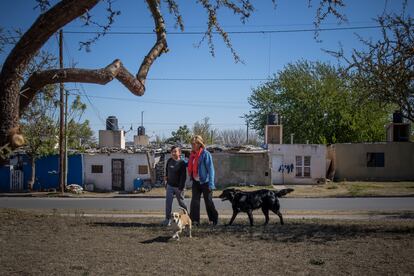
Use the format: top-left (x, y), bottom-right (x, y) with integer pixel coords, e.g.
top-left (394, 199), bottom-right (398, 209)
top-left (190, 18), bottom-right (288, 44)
top-left (217, 128), bottom-right (261, 146)
top-left (0, 0), bottom-right (346, 159)
top-left (327, 9), bottom-right (414, 122)
top-left (193, 117), bottom-right (218, 144)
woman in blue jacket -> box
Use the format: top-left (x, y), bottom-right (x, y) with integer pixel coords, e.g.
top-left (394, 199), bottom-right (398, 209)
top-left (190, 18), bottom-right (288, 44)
top-left (188, 135), bottom-right (218, 225)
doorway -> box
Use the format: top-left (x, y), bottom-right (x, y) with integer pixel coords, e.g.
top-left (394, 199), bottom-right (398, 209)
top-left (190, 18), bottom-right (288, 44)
top-left (271, 155), bottom-right (284, 184)
top-left (112, 159), bottom-right (124, 191)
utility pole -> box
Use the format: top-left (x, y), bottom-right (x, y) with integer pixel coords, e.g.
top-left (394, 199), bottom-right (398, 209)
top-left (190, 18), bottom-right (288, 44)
top-left (58, 30), bottom-right (66, 193)
top-left (246, 120), bottom-right (249, 144)
top-left (64, 86), bottom-right (68, 187)
top-left (239, 115), bottom-right (249, 144)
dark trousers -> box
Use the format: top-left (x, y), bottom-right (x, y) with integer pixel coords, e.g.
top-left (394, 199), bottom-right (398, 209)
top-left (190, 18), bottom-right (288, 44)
top-left (190, 181), bottom-right (218, 223)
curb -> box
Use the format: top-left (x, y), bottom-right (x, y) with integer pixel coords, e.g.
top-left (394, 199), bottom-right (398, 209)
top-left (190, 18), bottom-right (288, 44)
top-left (1, 194), bottom-right (414, 199)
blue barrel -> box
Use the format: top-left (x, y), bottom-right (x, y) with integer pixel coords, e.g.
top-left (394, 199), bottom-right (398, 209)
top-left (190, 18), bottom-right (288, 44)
top-left (134, 178), bottom-right (144, 190)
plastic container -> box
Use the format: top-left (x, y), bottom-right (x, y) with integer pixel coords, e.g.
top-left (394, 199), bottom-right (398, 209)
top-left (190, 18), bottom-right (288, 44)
top-left (85, 183), bottom-right (94, 192)
top-left (134, 178), bottom-right (144, 190)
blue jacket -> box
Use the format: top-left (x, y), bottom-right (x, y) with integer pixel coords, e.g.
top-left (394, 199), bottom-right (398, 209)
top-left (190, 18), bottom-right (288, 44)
top-left (196, 149), bottom-right (215, 190)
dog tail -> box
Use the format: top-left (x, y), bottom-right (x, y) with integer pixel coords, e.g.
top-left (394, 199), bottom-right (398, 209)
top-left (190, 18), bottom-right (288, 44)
top-left (179, 207), bottom-right (188, 215)
top-left (276, 188), bottom-right (294, 197)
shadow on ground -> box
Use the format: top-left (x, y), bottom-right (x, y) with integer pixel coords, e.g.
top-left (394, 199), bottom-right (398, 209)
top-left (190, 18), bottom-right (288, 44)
top-left (140, 235), bottom-right (173, 243)
top-left (91, 222), bottom-right (161, 228)
top-left (89, 218), bottom-right (414, 244)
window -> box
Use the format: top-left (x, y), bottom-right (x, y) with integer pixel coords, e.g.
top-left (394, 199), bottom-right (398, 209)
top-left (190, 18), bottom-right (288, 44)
top-left (138, 165), bottom-right (148, 174)
top-left (367, 153), bottom-right (385, 167)
top-left (91, 165), bottom-right (103, 173)
top-left (295, 156), bottom-right (311, 178)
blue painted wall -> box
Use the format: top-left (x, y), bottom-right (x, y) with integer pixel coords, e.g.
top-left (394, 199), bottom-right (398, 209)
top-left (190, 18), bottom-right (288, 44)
top-left (32, 155), bottom-right (59, 191)
top-left (0, 166), bottom-right (10, 192)
top-left (0, 154), bottom-right (83, 192)
top-left (33, 154), bottom-right (83, 191)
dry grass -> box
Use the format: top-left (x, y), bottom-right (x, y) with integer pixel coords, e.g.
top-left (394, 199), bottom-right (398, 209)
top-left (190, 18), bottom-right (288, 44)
top-left (288, 181), bottom-right (414, 197)
top-left (16, 181), bottom-right (414, 198)
top-left (1, 209), bottom-right (413, 275)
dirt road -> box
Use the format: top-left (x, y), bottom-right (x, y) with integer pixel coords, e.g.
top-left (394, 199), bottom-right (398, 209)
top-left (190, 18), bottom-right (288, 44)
top-left (1, 209), bottom-right (413, 275)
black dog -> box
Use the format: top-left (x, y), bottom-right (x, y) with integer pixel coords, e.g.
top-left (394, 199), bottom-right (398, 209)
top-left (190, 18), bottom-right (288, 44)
top-left (219, 188), bottom-right (294, 226)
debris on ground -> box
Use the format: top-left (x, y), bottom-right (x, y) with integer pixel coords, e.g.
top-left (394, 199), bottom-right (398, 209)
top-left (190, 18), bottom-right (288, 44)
top-left (66, 184), bottom-right (83, 194)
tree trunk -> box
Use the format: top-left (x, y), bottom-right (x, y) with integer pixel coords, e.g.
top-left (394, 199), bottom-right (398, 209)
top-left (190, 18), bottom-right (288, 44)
top-left (0, 0), bottom-right (100, 153)
top-left (28, 155), bottom-right (36, 191)
top-left (0, 75), bottom-right (21, 155)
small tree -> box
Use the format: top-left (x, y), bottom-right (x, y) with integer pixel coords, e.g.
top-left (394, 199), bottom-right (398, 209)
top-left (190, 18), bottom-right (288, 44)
top-left (20, 89), bottom-right (58, 190)
top-left (21, 90), bottom-right (94, 189)
top-left (167, 125), bottom-right (192, 144)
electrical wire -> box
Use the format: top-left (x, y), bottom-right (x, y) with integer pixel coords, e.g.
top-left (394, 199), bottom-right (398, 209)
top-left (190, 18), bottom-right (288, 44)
top-left (63, 25), bottom-right (382, 35)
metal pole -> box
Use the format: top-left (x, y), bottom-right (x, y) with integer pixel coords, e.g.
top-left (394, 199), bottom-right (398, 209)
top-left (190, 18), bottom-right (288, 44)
top-left (64, 89), bottom-right (68, 187)
top-left (58, 29), bottom-right (65, 193)
top-left (246, 120), bottom-right (249, 144)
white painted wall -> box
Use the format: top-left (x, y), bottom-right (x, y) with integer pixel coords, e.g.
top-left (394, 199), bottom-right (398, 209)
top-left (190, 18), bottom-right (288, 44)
top-left (268, 144), bottom-right (326, 184)
top-left (83, 153), bottom-right (151, 192)
top-left (99, 130), bottom-right (125, 149)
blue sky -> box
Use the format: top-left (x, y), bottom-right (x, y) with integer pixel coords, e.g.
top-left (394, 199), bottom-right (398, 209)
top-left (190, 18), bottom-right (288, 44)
top-left (1, 0), bottom-right (412, 141)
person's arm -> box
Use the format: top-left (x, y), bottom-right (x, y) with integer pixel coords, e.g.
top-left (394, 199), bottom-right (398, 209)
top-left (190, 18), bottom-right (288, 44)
top-left (164, 158), bottom-right (170, 187)
top-left (205, 151), bottom-right (215, 190)
top-left (178, 161), bottom-right (187, 191)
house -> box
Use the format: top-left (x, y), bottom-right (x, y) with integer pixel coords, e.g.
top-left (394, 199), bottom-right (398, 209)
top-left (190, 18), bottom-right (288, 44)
top-left (0, 153), bottom-right (83, 192)
top-left (159, 147), bottom-right (270, 189)
top-left (328, 112), bottom-right (413, 181)
top-left (264, 114), bottom-right (327, 185)
top-left (83, 151), bottom-right (153, 192)
top-left (329, 142), bottom-right (414, 181)
top-left (268, 144), bottom-right (327, 185)
top-left (212, 150), bottom-right (270, 187)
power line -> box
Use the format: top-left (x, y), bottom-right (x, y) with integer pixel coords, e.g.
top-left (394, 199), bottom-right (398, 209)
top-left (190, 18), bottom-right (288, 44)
top-left (77, 84), bottom-right (107, 125)
top-left (88, 121), bottom-right (245, 127)
top-left (65, 20), bottom-right (374, 30)
top-left (146, 78), bottom-right (267, 81)
top-left (63, 25), bottom-right (382, 36)
top-left (71, 93), bottom-right (248, 109)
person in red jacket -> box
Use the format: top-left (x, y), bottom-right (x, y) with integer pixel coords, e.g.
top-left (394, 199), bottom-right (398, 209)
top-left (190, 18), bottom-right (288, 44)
top-left (188, 135), bottom-right (218, 226)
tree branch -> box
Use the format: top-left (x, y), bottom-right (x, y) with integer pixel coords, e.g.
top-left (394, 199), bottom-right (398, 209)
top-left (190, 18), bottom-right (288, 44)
top-left (1, 0), bottom-right (99, 79)
top-left (19, 0), bottom-right (168, 115)
top-left (136, 0), bottom-right (168, 85)
top-left (19, 59), bottom-right (146, 114)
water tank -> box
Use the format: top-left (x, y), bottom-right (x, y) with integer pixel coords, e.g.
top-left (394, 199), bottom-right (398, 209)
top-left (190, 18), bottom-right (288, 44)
top-left (137, 126), bottom-right (145, 136)
top-left (106, 116), bottom-right (118, 131)
top-left (393, 111), bottom-right (403, 123)
top-left (267, 113), bottom-right (281, 125)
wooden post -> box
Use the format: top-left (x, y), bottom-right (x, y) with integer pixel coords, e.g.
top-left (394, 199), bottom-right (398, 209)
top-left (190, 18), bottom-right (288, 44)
top-left (59, 29), bottom-right (65, 193)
